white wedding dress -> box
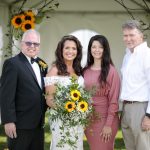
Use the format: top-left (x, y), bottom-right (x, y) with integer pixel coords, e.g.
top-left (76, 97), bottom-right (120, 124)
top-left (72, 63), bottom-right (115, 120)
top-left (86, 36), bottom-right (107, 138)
top-left (44, 76), bottom-right (84, 150)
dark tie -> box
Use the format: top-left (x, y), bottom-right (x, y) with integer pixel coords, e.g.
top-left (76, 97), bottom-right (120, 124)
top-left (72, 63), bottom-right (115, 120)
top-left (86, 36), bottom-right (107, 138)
top-left (31, 57), bottom-right (38, 64)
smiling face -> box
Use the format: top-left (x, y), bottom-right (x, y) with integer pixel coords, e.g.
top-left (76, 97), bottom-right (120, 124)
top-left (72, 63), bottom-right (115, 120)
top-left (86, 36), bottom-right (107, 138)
top-left (21, 31), bottom-right (40, 58)
top-left (123, 28), bottom-right (143, 52)
top-left (62, 40), bottom-right (77, 63)
top-left (91, 40), bottom-right (103, 60)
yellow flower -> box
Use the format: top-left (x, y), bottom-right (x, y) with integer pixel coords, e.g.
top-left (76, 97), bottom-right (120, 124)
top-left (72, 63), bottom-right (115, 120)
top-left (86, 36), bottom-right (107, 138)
top-left (25, 10), bottom-right (35, 16)
top-left (24, 11), bottom-right (35, 22)
top-left (21, 20), bottom-right (35, 32)
top-left (65, 101), bottom-right (76, 112)
top-left (77, 101), bottom-right (88, 112)
top-left (38, 61), bottom-right (48, 69)
top-left (11, 15), bottom-right (24, 28)
top-left (70, 90), bottom-right (81, 101)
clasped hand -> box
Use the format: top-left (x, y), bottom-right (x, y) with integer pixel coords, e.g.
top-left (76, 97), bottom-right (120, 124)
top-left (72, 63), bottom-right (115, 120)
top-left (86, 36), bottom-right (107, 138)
top-left (100, 126), bottom-right (112, 143)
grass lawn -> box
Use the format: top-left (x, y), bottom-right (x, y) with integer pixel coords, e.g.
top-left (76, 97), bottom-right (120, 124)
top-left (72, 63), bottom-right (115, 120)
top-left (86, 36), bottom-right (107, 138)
top-left (0, 115), bottom-right (125, 150)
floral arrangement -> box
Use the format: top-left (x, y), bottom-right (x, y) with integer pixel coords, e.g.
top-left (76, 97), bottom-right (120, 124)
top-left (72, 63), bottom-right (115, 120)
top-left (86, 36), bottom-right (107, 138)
top-left (11, 10), bottom-right (36, 34)
top-left (4, 0), bottom-right (59, 57)
top-left (48, 76), bottom-right (93, 149)
top-left (10, 0), bottom-right (59, 40)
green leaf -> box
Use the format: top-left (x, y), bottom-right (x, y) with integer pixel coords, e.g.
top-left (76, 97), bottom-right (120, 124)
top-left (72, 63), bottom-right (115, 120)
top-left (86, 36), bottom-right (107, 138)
top-left (35, 16), bottom-right (44, 24)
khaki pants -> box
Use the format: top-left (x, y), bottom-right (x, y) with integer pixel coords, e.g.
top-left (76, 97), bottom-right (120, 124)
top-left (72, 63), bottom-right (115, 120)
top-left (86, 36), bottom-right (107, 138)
top-left (121, 102), bottom-right (150, 150)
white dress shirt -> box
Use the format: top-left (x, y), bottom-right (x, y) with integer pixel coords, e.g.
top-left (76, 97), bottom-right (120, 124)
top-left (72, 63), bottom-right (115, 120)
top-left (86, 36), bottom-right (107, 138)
top-left (25, 55), bottom-right (42, 88)
top-left (120, 42), bottom-right (150, 113)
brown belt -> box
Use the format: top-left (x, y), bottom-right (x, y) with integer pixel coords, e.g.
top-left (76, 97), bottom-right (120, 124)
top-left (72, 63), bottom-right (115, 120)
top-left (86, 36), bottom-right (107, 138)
top-left (123, 100), bottom-right (139, 104)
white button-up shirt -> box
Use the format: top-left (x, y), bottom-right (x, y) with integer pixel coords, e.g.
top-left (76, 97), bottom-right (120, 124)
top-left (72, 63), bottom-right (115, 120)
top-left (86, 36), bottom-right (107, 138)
top-left (25, 55), bottom-right (42, 88)
top-left (120, 42), bottom-right (150, 113)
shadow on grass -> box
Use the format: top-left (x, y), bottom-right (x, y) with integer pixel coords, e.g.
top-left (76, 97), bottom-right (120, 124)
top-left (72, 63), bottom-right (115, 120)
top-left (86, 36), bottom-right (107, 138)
top-left (0, 124), bottom-right (125, 150)
top-left (44, 139), bottom-right (90, 150)
top-left (114, 138), bottom-right (125, 149)
top-left (0, 141), bottom-right (7, 150)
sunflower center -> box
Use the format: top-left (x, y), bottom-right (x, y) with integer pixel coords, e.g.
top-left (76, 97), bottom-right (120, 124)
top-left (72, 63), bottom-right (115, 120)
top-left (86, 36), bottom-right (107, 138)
top-left (15, 18), bottom-right (22, 25)
top-left (80, 104), bottom-right (85, 108)
top-left (73, 93), bottom-right (78, 98)
top-left (25, 24), bottom-right (32, 30)
top-left (68, 104), bottom-right (73, 109)
top-left (25, 16), bottom-right (32, 21)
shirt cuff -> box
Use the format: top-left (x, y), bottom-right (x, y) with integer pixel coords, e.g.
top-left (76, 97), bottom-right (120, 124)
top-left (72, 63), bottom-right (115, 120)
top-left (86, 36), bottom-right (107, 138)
top-left (146, 101), bottom-right (150, 114)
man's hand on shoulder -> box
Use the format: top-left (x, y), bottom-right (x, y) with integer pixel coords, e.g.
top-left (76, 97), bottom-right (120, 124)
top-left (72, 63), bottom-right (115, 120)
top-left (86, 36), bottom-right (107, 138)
top-left (4, 122), bottom-right (17, 138)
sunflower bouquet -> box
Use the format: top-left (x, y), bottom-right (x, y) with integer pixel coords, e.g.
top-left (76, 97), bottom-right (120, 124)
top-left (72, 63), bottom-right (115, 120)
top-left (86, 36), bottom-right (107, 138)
top-left (48, 76), bottom-right (93, 148)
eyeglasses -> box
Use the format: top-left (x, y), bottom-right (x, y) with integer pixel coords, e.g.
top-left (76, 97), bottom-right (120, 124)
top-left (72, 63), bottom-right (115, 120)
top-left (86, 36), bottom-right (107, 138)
top-left (23, 41), bottom-right (40, 47)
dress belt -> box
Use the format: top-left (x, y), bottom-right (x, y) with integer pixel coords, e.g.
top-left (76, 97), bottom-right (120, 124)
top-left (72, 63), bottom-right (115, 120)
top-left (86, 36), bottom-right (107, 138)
top-left (123, 100), bottom-right (139, 104)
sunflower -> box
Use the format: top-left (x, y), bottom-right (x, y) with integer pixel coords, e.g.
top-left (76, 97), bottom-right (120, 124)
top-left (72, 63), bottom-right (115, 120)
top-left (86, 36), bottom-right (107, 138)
top-left (77, 101), bottom-right (88, 112)
top-left (70, 90), bottom-right (81, 101)
top-left (21, 20), bottom-right (35, 32)
top-left (11, 14), bottom-right (24, 28)
top-left (65, 101), bottom-right (76, 112)
top-left (38, 61), bottom-right (48, 69)
top-left (24, 11), bottom-right (35, 22)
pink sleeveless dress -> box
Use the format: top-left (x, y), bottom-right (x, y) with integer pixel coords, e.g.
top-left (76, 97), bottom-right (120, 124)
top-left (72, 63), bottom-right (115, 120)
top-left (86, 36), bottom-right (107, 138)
top-left (84, 65), bottom-right (120, 150)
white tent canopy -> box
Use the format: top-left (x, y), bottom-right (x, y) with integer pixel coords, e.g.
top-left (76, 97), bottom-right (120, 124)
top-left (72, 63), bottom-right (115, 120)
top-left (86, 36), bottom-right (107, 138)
top-left (0, 0), bottom-right (150, 74)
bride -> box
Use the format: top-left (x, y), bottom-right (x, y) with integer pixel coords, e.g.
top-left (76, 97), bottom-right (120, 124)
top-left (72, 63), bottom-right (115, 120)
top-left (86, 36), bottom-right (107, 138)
top-left (44, 35), bottom-right (84, 150)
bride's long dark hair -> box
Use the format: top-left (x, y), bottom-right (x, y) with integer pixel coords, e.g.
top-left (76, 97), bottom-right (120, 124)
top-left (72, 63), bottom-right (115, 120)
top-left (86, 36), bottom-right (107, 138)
top-left (83, 35), bottom-right (114, 86)
top-left (54, 35), bottom-right (83, 76)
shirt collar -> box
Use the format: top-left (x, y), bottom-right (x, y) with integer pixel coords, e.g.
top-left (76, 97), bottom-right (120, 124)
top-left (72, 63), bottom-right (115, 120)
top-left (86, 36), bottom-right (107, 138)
top-left (126, 41), bottom-right (147, 55)
top-left (23, 53), bottom-right (37, 64)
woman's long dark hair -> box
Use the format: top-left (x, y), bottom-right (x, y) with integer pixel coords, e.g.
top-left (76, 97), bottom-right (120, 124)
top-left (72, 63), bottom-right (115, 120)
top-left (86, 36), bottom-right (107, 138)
top-left (83, 35), bottom-right (113, 86)
top-left (54, 35), bottom-right (82, 76)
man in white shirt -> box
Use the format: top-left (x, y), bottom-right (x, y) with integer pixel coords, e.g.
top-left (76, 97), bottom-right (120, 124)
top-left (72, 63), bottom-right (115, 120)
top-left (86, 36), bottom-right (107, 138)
top-left (120, 20), bottom-right (150, 150)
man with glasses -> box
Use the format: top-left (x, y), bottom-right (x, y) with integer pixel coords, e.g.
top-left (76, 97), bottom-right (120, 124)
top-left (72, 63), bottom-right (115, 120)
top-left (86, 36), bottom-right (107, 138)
top-left (0, 29), bottom-right (48, 150)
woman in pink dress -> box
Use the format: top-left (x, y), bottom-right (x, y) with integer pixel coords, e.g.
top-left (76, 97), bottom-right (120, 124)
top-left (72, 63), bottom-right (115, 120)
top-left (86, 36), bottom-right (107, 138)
top-left (83, 35), bottom-right (120, 150)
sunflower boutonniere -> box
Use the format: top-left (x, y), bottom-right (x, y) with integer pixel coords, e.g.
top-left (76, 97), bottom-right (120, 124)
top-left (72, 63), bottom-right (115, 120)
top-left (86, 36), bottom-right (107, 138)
top-left (37, 60), bottom-right (48, 73)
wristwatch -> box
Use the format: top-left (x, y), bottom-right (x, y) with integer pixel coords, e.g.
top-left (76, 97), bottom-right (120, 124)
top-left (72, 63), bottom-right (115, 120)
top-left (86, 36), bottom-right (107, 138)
top-left (145, 113), bottom-right (150, 118)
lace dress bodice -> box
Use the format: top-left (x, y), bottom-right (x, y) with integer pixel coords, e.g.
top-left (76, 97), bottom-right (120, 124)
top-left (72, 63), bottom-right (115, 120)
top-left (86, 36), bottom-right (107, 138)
top-left (44, 75), bottom-right (84, 87)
